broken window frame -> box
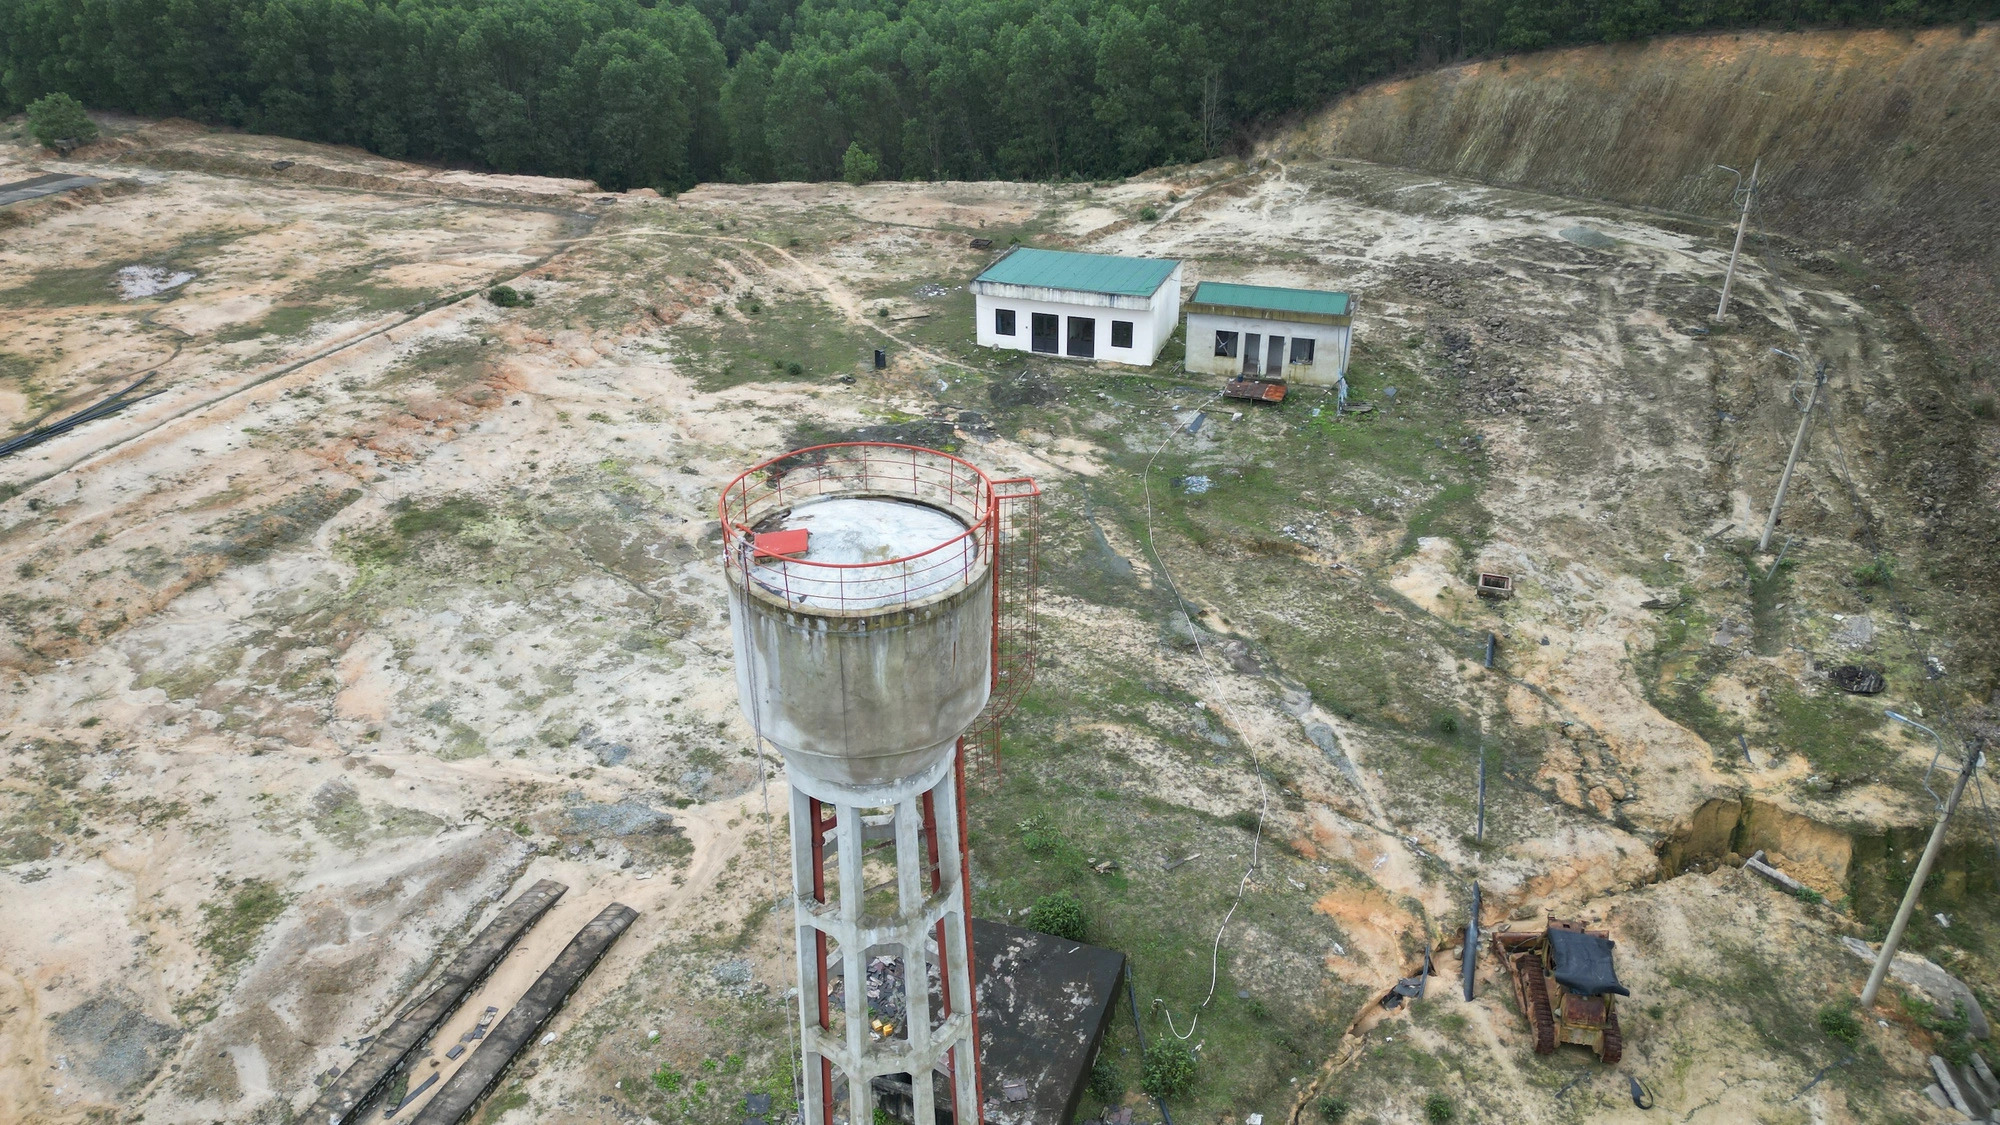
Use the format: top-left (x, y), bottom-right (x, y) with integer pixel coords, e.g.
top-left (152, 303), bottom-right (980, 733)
top-left (1110, 319), bottom-right (1134, 348)
top-left (1290, 336), bottom-right (1315, 364)
top-left (1214, 330), bottom-right (1238, 357)
top-left (994, 308), bottom-right (1016, 336)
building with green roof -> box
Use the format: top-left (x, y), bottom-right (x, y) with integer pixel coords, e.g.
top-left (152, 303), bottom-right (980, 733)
top-left (972, 247), bottom-right (1183, 366)
top-left (1183, 280), bottom-right (1355, 386)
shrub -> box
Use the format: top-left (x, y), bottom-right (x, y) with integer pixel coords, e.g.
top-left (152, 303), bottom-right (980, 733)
top-left (1087, 1056), bottom-right (1120, 1099)
top-left (785, 361), bottom-right (804, 377)
top-left (1423, 1094), bottom-right (1455, 1123)
top-left (1138, 205), bottom-right (1160, 221)
top-left (1972, 394), bottom-right (1996, 420)
top-left (1140, 1042), bottom-right (1196, 1099)
top-left (651, 1067), bottom-right (683, 1092)
top-left (27, 93), bottom-right (98, 150)
top-left (841, 141), bottom-right (880, 185)
top-left (1817, 1003), bottom-right (1862, 1045)
top-left (1228, 809), bottom-right (1262, 834)
top-left (1017, 814), bottom-right (1062, 855)
top-left (1028, 892), bottom-right (1086, 941)
top-left (488, 285), bottom-right (533, 308)
top-left (1851, 558), bottom-right (1893, 587)
top-left (1317, 1095), bottom-right (1350, 1122)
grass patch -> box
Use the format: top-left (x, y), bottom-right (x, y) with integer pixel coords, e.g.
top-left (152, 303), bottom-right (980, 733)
top-left (199, 877), bottom-right (288, 968)
top-left (670, 291), bottom-right (876, 390)
top-left (215, 303), bottom-right (334, 343)
top-left (1768, 688), bottom-right (1892, 781)
top-left (0, 265), bottom-right (119, 307)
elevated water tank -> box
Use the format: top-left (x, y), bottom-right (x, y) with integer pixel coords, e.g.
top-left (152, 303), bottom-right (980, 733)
top-left (721, 443), bottom-right (995, 793)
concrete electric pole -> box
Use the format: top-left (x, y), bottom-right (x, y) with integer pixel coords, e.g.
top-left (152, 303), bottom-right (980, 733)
top-left (1715, 158), bottom-right (1760, 320)
top-left (1759, 351), bottom-right (1826, 553)
top-left (1861, 712), bottom-right (1985, 1008)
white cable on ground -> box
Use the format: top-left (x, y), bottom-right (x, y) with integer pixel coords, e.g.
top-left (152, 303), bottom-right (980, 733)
top-left (1138, 393), bottom-right (1270, 1043)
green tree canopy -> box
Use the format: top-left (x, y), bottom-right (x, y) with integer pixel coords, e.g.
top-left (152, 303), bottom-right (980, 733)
top-left (26, 92), bottom-right (97, 150)
top-left (2, 0), bottom-right (1991, 187)
top-left (840, 139), bottom-right (879, 184)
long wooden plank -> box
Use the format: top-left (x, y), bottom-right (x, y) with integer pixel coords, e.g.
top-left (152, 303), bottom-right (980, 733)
top-left (305, 879), bottom-right (568, 1125)
top-left (409, 903), bottom-right (638, 1125)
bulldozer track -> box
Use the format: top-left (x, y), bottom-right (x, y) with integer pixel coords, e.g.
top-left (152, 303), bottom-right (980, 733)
top-left (1515, 953), bottom-right (1558, 1054)
top-left (1600, 1008), bottom-right (1623, 1065)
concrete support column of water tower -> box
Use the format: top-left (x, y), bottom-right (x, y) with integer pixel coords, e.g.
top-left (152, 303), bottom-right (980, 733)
top-left (790, 750), bottom-right (978, 1125)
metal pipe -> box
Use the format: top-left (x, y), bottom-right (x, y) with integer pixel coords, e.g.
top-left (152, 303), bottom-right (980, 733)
top-left (1125, 971), bottom-right (1173, 1125)
top-left (1475, 752), bottom-right (1487, 843)
top-left (1461, 882), bottom-right (1481, 1001)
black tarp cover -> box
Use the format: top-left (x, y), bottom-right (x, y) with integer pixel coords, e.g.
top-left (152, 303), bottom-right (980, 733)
top-left (1546, 928), bottom-right (1630, 997)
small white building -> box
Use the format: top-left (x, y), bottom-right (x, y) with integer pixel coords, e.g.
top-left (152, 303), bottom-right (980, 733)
top-left (972, 247), bottom-right (1182, 366)
top-left (1183, 282), bottom-right (1354, 386)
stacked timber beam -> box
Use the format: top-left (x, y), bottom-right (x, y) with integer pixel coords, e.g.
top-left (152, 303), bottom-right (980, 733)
top-left (307, 879), bottom-right (567, 1125)
top-left (409, 903), bottom-right (638, 1125)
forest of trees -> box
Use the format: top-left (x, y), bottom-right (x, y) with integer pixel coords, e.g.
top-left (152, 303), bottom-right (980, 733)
top-left (1, 0), bottom-right (1992, 191)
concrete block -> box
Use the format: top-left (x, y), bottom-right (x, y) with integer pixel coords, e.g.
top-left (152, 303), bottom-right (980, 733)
top-left (1935, 1055), bottom-right (1974, 1116)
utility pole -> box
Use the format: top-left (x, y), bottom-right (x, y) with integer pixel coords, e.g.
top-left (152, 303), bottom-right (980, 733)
top-left (1862, 714), bottom-right (1985, 1008)
top-left (1759, 354), bottom-right (1826, 552)
top-left (1715, 158), bottom-right (1760, 320)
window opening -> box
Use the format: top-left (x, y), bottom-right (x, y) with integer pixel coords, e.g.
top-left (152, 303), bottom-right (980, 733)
top-left (1110, 320), bottom-right (1134, 348)
top-left (995, 308), bottom-right (1015, 336)
top-left (1214, 330), bottom-right (1237, 358)
top-left (1290, 336), bottom-right (1315, 364)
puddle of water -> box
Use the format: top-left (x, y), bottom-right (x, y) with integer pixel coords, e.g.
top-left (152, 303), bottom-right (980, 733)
top-left (1560, 226), bottom-right (1619, 251)
top-left (116, 265), bottom-right (194, 299)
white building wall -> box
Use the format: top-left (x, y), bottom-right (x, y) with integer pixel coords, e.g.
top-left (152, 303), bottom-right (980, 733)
top-left (972, 264), bottom-right (1181, 367)
top-left (1183, 310), bottom-right (1352, 385)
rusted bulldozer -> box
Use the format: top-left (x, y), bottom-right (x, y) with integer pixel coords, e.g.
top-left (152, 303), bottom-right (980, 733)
top-left (1493, 918), bottom-right (1628, 1063)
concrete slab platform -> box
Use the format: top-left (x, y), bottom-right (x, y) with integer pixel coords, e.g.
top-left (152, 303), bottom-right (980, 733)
top-left (973, 919), bottom-right (1127, 1125)
top-left (0, 173), bottom-right (104, 205)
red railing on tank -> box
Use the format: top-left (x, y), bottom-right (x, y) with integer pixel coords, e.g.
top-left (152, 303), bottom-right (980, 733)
top-left (719, 442), bottom-right (997, 613)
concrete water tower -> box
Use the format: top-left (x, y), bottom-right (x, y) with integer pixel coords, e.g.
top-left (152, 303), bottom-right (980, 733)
top-left (721, 443), bottom-right (1038, 1125)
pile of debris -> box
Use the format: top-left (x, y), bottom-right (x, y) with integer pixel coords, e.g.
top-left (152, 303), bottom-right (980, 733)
top-left (825, 956), bottom-right (942, 1041)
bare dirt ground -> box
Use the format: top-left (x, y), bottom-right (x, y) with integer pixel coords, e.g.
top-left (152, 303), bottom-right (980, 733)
top-left (0, 117), bottom-right (1992, 1125)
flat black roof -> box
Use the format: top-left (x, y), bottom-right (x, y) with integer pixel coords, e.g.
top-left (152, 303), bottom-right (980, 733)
top-left (974, 919), bottom-right (1127, 1125)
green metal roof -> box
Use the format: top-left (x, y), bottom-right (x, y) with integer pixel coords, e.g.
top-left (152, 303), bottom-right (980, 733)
top-left (974, 247), bottom-right (1178, 297)
top-left (1188, 281), bottom-right (1350, 318)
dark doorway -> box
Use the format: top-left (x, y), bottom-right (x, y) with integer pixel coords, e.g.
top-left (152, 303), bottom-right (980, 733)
top-left (1031, 313), bottom-right (1058, 354)
top-left (1241, 333), bottom-right (1261, 375)
top-left (1267, 335), bottom-right (1284, 376)
top-left (1066, 316), bottom-right (1096, 358)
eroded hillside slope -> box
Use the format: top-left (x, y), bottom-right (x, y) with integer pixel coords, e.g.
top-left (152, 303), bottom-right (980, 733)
top-left (1268, 22), bottom-right (2000, 699)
